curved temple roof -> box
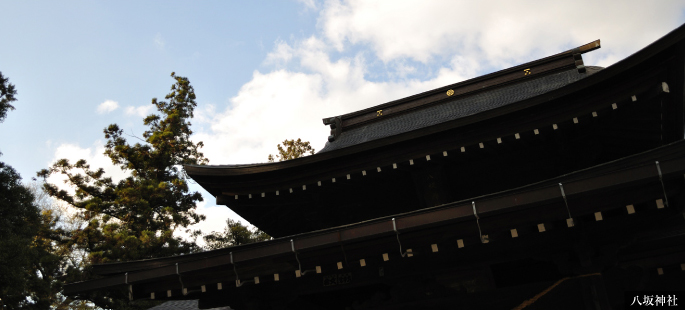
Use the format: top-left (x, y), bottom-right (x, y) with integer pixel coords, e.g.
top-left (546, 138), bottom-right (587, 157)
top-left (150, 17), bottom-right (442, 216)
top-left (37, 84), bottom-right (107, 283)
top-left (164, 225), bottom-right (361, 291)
top-left (184, 21), bottom-right (685, 182)
top-left (183, 21), bottom-right (685, 237)
top-left (185, 41), bottom-right (603, 176)
top-left (319, 66), bottom-right (602, 153)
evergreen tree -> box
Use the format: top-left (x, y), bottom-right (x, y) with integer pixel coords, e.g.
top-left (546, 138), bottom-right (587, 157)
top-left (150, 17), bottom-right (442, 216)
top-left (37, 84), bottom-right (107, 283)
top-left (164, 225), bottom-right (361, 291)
top-left (0, 72), bottom-right (77, 309)
top-left (0, 70), bottom-right (35, 309)
top-left (0, 71), bottom-right (16, 123)
top-left (267, 138), bottom-right (315, 162)
top-left (26, 183), bottom-right (96, 310)
top-left (38, 72), bottom-right (208, 309)
top-left (203, 219), bottom-right (270, 250)
top-left (0, 162), bottom-right (44, 309)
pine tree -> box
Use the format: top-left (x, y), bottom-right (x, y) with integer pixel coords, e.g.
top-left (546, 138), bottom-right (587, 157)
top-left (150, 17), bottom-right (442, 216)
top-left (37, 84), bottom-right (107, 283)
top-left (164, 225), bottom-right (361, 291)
top-left (267, 138), bottom-right (315, 162)
top-left (203, 219), bottom-right (270, 250)
top-left (38, 72), bottom-right (208, 309)
top-left (0, 72), bottom-right (73, 309)
top-left (0, 71), bottom-right (17, 123)
top-left (0, 162), bottom-right (44, 309)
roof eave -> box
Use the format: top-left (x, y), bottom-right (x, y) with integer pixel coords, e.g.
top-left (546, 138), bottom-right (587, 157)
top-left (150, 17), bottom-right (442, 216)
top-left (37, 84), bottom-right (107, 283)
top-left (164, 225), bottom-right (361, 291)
top-left (68, 140), bottom-right (685, 295)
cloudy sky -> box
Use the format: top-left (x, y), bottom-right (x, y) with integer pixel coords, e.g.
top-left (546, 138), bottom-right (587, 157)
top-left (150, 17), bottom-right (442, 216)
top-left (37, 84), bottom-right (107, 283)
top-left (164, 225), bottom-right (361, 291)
top-left (2, 1), bottom-right (684, 244)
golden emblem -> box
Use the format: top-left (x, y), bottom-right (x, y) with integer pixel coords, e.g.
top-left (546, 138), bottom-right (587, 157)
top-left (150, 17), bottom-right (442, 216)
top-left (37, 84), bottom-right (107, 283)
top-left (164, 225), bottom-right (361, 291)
top-left (446, 89), bottom-right (454, 96)
top-left (524, 68), bottom-right (531, 75)
top-left (377, 110), bottom-right (383, 116)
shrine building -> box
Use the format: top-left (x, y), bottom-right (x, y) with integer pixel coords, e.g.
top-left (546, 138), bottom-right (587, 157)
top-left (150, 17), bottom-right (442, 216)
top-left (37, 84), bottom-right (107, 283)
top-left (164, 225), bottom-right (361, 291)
top-left (65, 23), bottom-right (685, 309)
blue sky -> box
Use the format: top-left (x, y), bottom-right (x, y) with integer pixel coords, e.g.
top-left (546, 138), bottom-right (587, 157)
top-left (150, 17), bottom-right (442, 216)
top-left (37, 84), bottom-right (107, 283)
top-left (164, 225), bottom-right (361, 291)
top-left (2, 1), bottom-right (685, 242)
top-left (1, 1), bottom-right (318, 168)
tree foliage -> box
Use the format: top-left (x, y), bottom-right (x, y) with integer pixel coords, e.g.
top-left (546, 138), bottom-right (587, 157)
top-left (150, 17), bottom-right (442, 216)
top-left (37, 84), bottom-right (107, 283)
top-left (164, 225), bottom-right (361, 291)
top-left (0, 71), bottom-right (76, 310)
top-left (26, 183), bottom-right (96, 310)
top-left (0, 162), bottom-right (45, 309)
top-left (0, 71), bottom-right (17, 123)
top-left (203, 219), bottom-right (270, 250)
top-left (37, 72), bottom-right (208, 309)
top-left (267, 138), bottom-right (315, 162)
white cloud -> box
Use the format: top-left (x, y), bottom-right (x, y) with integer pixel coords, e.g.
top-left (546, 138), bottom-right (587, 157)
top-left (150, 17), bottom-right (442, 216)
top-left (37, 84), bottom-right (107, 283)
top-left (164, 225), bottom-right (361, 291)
top-left (125, 105), bottom-right (154, 118)
top-left (320, 0), bottom-right (685, 68)
top-left (46, 141), bottom-right (128, 196)
top-left (297, 0), bottom-right (318, 10)
top-left (96, 100), bottom-right (119, 114)
top-left (194, 36), bottom-right (478, 165)
top-left (154, 33), bottom-right (165, 49)
top-left (264, 40), bottom-right (295, 65)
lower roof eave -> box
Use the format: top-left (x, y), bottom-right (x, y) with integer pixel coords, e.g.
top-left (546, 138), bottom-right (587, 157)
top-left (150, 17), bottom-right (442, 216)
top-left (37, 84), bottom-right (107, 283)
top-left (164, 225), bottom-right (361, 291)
top-left (65, 141), bottom-right (685, 296)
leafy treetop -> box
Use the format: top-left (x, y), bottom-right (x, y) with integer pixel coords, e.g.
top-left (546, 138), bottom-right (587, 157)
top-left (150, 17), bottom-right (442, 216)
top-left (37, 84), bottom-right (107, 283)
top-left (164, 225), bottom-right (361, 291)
top-left (203, 219), bottom-right (270, 251)
top-left (38, 72), bottom-right (208, 266)
top-left (0, 72), bottom-right (94, 309)
top-left (267, 138), bottom-right (315, 162)
top-left (0, 162), bottom-right (46, 309)
top-left (0, 71), bottom-right (17, 123)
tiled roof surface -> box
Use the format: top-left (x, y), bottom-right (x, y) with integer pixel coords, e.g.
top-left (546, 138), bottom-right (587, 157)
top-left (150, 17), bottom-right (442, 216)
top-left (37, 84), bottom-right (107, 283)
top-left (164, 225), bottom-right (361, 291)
top-left (319, 66), bottom-right (602, 153)
top-left (147, 300), bottom-right (231, 310)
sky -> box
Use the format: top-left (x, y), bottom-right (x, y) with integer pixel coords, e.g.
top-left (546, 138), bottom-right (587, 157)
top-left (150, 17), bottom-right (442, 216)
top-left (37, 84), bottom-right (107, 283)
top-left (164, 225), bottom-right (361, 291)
top-left (1, 1), bottom-right (685, 245)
